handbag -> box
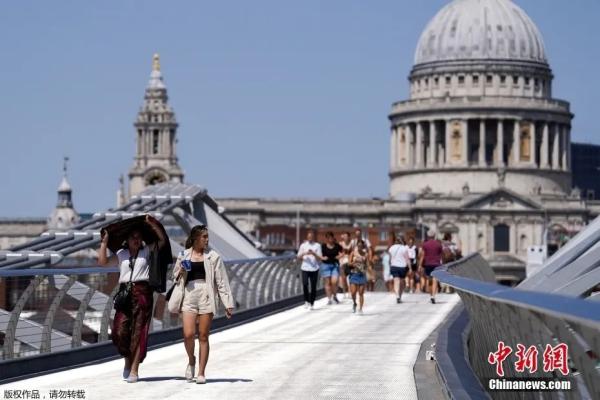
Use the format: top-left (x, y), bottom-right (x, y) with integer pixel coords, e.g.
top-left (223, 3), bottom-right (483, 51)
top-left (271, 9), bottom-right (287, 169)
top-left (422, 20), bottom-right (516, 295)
top-left (167, 264), bottom-right (186, 313)
top-left (113, 254), bottom-right (137, 312)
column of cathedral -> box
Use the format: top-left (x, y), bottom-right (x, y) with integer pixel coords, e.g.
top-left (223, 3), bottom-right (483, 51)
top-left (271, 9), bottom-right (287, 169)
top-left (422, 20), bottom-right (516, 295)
top-left (561, 125), bottom-right (569, 171)
top-left (496, 119), bottom-right (504, 166)
top-left (391, 117), bottom-right (570, 172)
top-left (530, 122), bottom-right (537, 166)
top-left (429, 121), bottom-right (437, 168)
top-left (512, 119), bottom-right (521, 165)
top-left (552, 123), bottom-right (560, 169)
top-left (478, 120), bottom-right (486, 166)
top-left (390, 126), bottom-right (397, 170)
top-left (415, 122), bottom-right (424, 168)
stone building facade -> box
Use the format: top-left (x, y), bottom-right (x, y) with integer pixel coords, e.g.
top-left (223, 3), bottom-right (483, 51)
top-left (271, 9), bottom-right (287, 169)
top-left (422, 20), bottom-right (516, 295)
top-left (2, 1), bottom-right (599, 283)
top-left (217, 0), bottom-right (600, 282)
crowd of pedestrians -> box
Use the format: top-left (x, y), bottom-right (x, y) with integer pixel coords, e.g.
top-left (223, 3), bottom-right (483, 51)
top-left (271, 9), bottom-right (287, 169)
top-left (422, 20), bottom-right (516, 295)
top-left (296, 228), bottom-right (461, 311)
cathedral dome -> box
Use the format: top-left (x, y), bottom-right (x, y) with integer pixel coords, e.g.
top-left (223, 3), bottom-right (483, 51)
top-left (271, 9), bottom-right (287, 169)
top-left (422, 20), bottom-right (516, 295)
top-left (414, 0), bottom-right (547, 66)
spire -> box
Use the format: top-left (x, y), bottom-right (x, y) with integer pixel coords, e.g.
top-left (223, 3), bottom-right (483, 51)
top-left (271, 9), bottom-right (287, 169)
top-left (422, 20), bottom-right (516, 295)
top-left (152, 53), bottom-right (161, 72)
top-left (148, 53), bottom-right (165, 89)
top-left (58, 156), bottom-right (72, 193)
top-left (129, 54), bottom-right (184, 198)
top-left (48, 157), bottom-right (79, 230)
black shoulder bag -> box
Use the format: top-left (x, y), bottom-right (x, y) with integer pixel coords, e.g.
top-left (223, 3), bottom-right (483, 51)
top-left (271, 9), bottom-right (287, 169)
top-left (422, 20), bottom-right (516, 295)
top-left (113, 254), bottom-right (137, 312)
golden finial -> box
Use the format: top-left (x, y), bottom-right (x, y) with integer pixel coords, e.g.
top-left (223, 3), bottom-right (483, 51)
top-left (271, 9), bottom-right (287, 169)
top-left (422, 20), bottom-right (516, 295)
top-left (152, 53), bottom-right (161, 72)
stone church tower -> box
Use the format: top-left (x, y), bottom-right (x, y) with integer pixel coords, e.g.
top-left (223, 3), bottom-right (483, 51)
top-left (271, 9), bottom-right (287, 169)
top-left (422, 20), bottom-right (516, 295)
top-left (128, 54), bottom-right (184, 197)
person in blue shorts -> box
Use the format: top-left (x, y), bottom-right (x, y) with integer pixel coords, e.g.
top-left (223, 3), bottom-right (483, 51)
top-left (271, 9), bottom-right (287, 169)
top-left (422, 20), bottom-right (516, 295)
top-left (318, 231), bottom-right (343, 305)
top-left (348, 239), bottom-right (369, 314)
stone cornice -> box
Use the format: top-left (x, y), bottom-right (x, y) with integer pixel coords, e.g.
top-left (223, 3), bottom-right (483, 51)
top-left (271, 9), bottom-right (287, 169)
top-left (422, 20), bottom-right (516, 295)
top-left (389, 166), bottom-right (571, 179)
top-left (410, 59), bottom-right (552, 79)
top-left (389, 96), bottom-right (571, 121)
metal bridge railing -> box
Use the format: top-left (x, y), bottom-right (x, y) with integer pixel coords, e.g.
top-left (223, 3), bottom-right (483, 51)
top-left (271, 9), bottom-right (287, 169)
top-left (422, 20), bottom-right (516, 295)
top-left (0, 256), bottom-right (304, 362)
top-left (433, 253), bottom-right (600, 400)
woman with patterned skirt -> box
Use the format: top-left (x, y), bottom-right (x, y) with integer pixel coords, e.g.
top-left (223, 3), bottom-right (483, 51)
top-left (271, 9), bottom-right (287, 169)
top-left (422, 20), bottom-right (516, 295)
top-left (98, 215), bottom-right (166, 383)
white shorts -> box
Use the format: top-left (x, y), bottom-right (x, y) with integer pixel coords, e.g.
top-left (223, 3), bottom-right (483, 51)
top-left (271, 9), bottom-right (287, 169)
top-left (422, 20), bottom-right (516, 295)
top-left (181, 279), bottom-right (212, 315)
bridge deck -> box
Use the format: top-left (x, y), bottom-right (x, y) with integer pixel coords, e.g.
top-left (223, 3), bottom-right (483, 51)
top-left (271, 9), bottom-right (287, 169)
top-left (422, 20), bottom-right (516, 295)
top-left (6, 292), bottom-right (459, 400)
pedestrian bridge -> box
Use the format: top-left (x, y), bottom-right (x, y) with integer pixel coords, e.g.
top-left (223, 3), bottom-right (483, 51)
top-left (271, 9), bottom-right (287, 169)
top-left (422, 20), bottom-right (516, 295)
top-left (3, 243), bottom-right (600, 399)
top-left (2, 181), bottom-right (600, 399)
top-left (4, 293), bottom-right (459, 400)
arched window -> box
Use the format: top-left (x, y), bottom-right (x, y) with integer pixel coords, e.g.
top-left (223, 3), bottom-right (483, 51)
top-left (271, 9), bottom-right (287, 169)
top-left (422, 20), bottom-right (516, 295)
top-left (494, 224), bottom-right (510, 252)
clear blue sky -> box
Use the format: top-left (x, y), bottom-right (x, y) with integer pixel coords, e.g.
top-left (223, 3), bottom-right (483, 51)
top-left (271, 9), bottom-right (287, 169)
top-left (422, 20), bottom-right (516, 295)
top-left (1, 1), bottom-right (598, 217)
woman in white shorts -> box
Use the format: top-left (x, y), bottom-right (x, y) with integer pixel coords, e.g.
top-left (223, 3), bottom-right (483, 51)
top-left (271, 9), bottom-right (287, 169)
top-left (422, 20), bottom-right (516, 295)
top-left (173, 225), bottom-right (235, 384)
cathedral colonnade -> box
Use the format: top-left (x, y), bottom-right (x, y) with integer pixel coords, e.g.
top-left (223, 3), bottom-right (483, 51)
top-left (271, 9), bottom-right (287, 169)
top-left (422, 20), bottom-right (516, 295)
top-left (389, 118), bottom-right (571, 172)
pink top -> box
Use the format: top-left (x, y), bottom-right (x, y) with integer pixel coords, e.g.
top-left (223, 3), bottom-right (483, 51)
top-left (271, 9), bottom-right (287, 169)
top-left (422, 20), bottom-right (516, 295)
top-left (421, 239), bottom-right (443, 267)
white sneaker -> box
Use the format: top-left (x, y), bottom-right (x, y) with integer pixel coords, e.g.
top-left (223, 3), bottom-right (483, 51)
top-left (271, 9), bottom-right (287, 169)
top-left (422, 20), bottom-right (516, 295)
top-left (127, 373), bottom-right (138, 383)
top-left (304, 302), bottom-right (310, 309)
top-left (358, 309), bottom-right (363, 315)
top-left (196, 375), bottom-right (206, 384)
top-left (185, 363), bottom-right (195, 382)
top-left (327, 299), bottom-right (332, 305)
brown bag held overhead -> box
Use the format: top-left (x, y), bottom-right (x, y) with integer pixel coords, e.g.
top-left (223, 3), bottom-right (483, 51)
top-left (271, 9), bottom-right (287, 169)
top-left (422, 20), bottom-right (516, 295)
top-left (102, 214), bottom-right (172, 293)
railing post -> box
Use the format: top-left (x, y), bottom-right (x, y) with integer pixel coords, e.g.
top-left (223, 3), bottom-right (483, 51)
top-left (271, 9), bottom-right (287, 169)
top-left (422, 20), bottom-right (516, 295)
top-left (40, 275), bottom-right (77, 353)
top-left (3, 276), bottom-right (45, 359)
top-left (99, 285), bottom-right (119, 342)
top-left (72, 283), bottom-right (98, 348)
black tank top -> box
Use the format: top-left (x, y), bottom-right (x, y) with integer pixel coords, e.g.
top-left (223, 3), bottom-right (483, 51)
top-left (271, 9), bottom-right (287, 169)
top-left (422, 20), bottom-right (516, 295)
top-left (321, 243), bottom-right (342, 265)
top-left (186, 261), bottom-right (206, 282)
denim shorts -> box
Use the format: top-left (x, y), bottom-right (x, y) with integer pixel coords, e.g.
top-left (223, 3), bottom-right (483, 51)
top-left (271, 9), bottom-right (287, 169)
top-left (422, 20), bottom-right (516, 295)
top-left (320, 263), bottom-right (339, 278)
top-left (349, 272), bottom-right (367, 285)
top-left (390, 266), bottom-right (407, 279)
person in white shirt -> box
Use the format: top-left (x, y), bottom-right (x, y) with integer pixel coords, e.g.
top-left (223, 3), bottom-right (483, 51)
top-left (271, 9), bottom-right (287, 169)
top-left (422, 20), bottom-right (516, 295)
top-left (388, 234), bottom-right (410, 303)
top-left (296, 230), bottom-right (322, 310)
